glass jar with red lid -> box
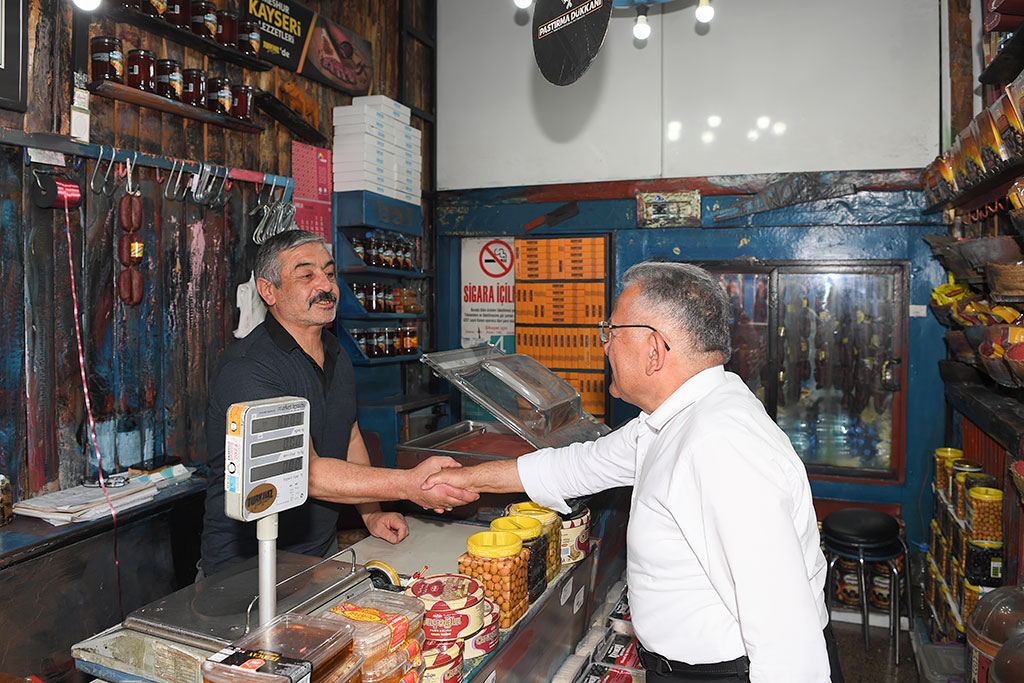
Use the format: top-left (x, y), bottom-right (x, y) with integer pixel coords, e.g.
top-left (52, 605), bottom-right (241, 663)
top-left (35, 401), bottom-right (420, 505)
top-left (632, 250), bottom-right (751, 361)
top-left (126, 49), bottom-right (157, 92)
top-left (206, 77), bottom-right (231, 115)
top-left (90, 36), bottom-right (124, 84)
top-left (190, 0), bottom-right (217, 40)
top-left (156, 59), bottom-right (183, 100)
top-left (215, 10), bottom-right (237, 48)
top-left (182, 68), bottom-right (206, 106)
top-left (237, 20), bottom-right (261, 55)
top-left (163, 0), bottom-right (188, 27)
top-left (230, 84), bottom-right (254, 122)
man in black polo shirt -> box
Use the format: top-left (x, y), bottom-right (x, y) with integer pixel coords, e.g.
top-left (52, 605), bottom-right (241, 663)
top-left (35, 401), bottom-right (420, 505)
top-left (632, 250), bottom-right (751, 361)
top-left (200, 230), bottom-right (476, 576)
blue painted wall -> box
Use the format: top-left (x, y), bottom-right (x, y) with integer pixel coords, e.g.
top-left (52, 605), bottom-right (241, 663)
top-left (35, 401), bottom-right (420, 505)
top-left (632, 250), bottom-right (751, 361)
top-left (436, 186), bottom-right (946, 546)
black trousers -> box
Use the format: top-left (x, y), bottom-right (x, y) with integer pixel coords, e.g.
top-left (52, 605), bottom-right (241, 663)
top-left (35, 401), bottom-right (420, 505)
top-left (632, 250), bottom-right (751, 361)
top-left (642, 623), bottom-right (845, 682)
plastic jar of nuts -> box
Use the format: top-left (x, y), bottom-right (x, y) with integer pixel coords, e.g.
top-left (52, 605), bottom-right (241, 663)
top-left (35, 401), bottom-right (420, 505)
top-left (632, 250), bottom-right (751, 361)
top-left (934, 447), bottom-right (963, 499)
top-left (491, 514), bottom-right (548, 603)
top-left (967, 487), bottom-right (1004, 543)
top-left (929, 519), bottom-right (940, 558)
top-left (964, 537), bottom-right (1003, 587)
top-left (951, 459), bottom-right (984, 517)
top-left (507, 502), bottom-right (561, 582)
top-left (963, 580), bottom-right (996, 620)
top-left (458, 531), bottom-right (529, 629)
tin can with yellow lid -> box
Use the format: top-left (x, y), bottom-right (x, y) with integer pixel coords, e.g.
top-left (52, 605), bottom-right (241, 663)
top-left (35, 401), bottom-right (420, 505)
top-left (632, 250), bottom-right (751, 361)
top-left (492, 515), bottom-right (547, 602)
top-left (507, 501), bottom-right (561, 581)
top-left (459, 531), bottom-right (529, 629)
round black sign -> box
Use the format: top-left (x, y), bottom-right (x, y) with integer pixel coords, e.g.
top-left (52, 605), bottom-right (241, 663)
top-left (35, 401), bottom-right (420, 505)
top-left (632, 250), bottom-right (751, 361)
top-left (532, 0), bottom-right (613, 86)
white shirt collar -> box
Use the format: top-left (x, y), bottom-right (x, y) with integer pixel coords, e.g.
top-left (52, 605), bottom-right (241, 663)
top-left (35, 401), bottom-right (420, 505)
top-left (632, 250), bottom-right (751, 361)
top-left (644, 365), bottom-right (728, 432)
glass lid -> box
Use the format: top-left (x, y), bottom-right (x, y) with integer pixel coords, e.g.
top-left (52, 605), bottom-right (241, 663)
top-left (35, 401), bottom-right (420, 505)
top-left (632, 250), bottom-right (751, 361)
top-left (421, 345), bottom-right (610, 450)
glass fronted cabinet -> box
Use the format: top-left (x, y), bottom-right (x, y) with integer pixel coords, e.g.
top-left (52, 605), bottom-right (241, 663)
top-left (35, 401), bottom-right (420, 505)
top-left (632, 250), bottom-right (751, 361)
top-left (702, 262), bottom-right (907, 481)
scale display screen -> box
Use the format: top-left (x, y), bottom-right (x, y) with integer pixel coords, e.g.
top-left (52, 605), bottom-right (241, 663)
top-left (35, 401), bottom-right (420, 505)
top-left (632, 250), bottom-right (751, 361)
top-left (224, 396), bottom-right (310, 522)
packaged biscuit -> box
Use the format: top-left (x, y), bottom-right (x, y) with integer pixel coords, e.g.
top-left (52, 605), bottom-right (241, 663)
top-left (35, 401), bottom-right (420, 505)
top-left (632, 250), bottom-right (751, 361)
top-left (973, 111), bottom-right (1009, 172)
top-left (990, 91), bottom-right (1024, 158)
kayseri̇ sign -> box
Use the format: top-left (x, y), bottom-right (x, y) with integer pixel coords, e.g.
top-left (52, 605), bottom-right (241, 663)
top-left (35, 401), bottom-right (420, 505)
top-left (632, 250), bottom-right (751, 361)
top-left (532, 0), bottom-right (612, 86)
top-left (246, 0), bottom-right (373, 95)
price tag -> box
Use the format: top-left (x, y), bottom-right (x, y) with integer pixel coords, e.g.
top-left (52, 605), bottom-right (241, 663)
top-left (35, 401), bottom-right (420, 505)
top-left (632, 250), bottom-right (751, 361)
top-left (560, 577), bottom-right (573, 606)
top-left (573, 585), bottom-right (585, 614)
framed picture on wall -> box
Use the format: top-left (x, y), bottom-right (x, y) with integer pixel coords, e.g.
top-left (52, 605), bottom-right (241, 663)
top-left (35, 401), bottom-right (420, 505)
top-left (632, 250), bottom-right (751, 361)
top-left (0, 0), bottom-right (27, 112)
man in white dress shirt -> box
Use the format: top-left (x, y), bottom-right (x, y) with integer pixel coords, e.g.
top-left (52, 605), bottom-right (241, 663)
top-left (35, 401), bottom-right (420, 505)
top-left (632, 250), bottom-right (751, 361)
top-left (425, 261), bottom-right (842, 682)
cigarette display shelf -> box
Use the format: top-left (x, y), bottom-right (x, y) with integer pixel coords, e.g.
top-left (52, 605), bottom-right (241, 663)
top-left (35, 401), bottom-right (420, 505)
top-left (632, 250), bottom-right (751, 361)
top-left (980, 23), bottom-right (1024, 86)
top-left (923, 156), bottom-right (1024, 215)
top-left (98, 5), bottom-right (273, 72)
top-left (87, 80), bottom-right (263, 133)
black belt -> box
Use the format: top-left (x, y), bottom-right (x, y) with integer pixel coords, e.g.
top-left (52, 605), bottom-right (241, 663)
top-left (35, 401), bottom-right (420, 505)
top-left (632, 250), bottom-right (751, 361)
top-left (638, 643), bottom-right (750, 680)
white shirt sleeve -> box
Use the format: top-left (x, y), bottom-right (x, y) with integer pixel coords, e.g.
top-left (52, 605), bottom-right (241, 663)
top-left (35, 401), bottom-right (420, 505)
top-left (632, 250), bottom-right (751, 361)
top-left (678, 431), bottom-right (831, 683)
top-left (516, 417), bottom-right (642, 514)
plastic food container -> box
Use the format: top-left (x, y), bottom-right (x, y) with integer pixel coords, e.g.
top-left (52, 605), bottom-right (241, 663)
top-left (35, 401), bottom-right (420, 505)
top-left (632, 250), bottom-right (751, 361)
top-left (202, 613), bottom-right (355, 683)
top-left (967, 487), bottom-right (1004, 542)
top-left (929, 519), bottom-right (939, 558)
top-left (952, 460), bottom-right (984, 516)
top-left (352, 590), bottom-right (425, 635)
top-left (560, 502), bottom-right (590, 565)
top-left (491, 515), bottom-right (547, 603)
top-left (406, 574), bottom-right (485, 641)
top-left (965, 538), bottom-right (1003, 587)
top-left (323, 591), bottom-right (423, 667)
top-left (507, 501), bottom-right (561, 581)
top-left (362, 649), bottom-right (413, 683)
top-left (464, 598), bottom-right (499, 659)
top-left (90, 36), bottom-right (123, 83)
top-left (422, 639), bottom-right (463, 683)
top-left (935, 447), bottom-right (963, 498)
top-left (965, 580), bottom-right (997, 621)
top-left (458, 531), bottom-right (529, 629)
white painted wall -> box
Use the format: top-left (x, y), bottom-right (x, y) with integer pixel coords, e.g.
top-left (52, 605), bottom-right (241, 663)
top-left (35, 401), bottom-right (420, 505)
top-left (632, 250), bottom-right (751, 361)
top-left (437, 0), bottom-right (942, 190)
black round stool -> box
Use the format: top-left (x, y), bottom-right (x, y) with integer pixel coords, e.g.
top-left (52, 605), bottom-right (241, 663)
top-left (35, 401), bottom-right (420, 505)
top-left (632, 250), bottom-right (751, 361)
top-left (822, 507), bottom-right (912, 664)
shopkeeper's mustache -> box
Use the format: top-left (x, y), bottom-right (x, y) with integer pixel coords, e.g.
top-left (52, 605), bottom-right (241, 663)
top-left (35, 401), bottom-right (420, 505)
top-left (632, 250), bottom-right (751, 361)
top-left (308, 291), bottom-right (337, 308)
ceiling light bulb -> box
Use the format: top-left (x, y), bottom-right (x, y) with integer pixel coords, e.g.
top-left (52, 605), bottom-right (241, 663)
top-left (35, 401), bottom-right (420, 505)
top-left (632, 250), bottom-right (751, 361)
top-left (514, 0), bottom-right (532, 9)
top-left (73, 0), bottom-right (102, 10)
top-left (747, 130), bottom-right (760, 141)
top-left (695, 0), bottom-right (714, 23)
top-left (756, 116), bottom-right (770, 129)
top-left (707, 115), bottom-right (721, 128)
top-left (633, 14), bottom-right (651, 41)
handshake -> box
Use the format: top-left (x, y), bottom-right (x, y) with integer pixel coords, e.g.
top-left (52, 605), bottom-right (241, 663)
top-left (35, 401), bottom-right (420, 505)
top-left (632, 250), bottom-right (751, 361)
top-left (404, 456), bottom-right (518, 513)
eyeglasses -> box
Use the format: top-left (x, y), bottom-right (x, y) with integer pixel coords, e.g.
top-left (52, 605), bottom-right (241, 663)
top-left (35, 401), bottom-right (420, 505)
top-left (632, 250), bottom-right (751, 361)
top-left (598, 320), bottom-right (671, 351)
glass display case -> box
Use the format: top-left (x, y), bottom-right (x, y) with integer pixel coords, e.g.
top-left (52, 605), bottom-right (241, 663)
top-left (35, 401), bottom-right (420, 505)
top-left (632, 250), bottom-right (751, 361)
top-left (703, 262), bottom-right (907, 480)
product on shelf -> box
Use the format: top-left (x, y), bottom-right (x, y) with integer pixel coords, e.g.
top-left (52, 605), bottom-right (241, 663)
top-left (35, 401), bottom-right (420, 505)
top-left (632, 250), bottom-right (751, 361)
top-left (458, 531), bottom-right (529, 629)
top-left (231, 84), bottom-right (254, 122)
top-left (191, 0), bottom-right (218, 40)
top-left (491, 515), bottom-right (548, 603)
top-left (967, 487), bottom-right (1004, 543)
top-left (126, 49), bottom-right (157, 92)
top-left (216, 9), bottom-right (238, 47)
top-left (507, 502), bottom-right (561, 581)
top-left (156, 59), bottom-right (183, 100)
top-left (964, 537), bottom-right (1003, 587)
top-left (207, 77), bottom-right (232, 115)
top-left (238, 20), bottom-right (261, 55)
top-left (164, 0), bottom-right (188, 27)
top-left (182, 68), bottom-right (206, 106)
top-left (90, 36), bottom-right (124, 84)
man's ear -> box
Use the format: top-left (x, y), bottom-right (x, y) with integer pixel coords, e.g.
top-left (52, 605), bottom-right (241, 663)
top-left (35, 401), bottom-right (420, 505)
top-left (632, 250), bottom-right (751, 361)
top-left (646, 333), bottom-right (666, 375)
top-left (255, 277), bottom-right (276, 307)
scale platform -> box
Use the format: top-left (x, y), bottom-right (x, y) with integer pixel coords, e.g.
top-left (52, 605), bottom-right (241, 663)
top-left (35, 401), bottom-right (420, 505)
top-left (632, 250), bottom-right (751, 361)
top-left (122, 550), bottom-right (369, 651)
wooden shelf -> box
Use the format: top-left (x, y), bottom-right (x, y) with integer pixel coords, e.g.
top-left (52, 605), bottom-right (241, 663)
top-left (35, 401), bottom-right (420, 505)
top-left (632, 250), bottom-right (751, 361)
top-left (981, 24), bottom-right (1024, 85)
top-left (88, 80), bottom-right (264, 133)
top-left (352, 352), bottom-right (422, 366)
top-left (254, 89), bottom-right (326, 146)
top-left (101, 6), bottom-right (273, 72)
top-left (924, 156), bottom-right (1023, 214)
top-left (341, 265), bottom-right (428, 279)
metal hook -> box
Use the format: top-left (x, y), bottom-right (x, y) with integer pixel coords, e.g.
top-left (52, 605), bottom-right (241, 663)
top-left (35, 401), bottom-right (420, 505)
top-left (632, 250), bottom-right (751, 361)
top-left (124, 151), bottom-right (140, 196)
top-left (90, 146), bottom-right (110, 195)
top-left (31, 169), bottom-right (45, 191)
top-left (170, 160), bottom-right (190, 201)
top-left (210, 169), bottom-right (231, 208)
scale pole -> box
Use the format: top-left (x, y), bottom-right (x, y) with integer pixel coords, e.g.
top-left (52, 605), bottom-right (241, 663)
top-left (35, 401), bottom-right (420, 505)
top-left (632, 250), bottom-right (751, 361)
top-left (257, 514), bottom-right (278, 626)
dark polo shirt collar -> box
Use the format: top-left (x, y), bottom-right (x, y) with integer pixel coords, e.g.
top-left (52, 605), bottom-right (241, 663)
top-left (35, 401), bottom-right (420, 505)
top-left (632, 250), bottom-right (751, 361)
top-left (263, 312), bottom-right (341, 395)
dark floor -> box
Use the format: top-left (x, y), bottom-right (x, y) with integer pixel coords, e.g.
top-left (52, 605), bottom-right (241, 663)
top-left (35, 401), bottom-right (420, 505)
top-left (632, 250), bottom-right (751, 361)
top-left (833, 620), bottom-right (919, 683)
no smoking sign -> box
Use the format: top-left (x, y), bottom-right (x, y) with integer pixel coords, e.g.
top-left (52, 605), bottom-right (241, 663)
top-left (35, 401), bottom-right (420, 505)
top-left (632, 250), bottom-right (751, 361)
top-left (479, 239), bottom-right (514, 278)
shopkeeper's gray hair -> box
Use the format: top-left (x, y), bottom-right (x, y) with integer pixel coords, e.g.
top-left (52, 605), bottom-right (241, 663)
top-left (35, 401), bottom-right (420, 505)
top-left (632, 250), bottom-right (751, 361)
top-left (254, 229), bottom-right (329, 287)
top-left (621, 261), bottom-right (732, 360)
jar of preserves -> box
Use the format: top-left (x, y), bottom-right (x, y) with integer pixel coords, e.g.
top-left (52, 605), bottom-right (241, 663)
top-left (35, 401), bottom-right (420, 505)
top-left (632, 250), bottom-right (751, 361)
top-left (951, 459), bottom-right (984, 516)
top-left (352, 283), bottom-right (367, 311)
top-left (190, 0), bottom-right (217, 40)
top-left (126, 49), bottom-right (157, 92)
top-left (182, 68), bottom-right (206, 106)
top-left (364, 328), bottom-right (384, 358)
top-left (398, 324), bottom-right (418, 355)
top-left (967, 487), bottom-right (1004, 543)
top-left (403, 285), bottom-right (423, 314)
top-left (491, 515), bottom-right (548, 603)
top-left (163, 0), bottom-right (188, 27)
top-left (365, 234), bottom-right (383, 267)
top-left (215, 10), bottom-right (237, 47)
top-left (397, 238), bottom-right (412, 270)
top-left (383, 327), bottom-right (399, 357)
top-left (90, 36), bottom-right (124, 83)
top-left (507, 502), bottom-right (561, 581)
top-left (381, 239), bottom-right (396, 268)
top-left (391, 286), bottom-right (404, 314)
top-left (156, 59), bottom-right (183, 100)
top-left (965, 538), bottom-right (1003, 587)
top-left (238, 20), bottom-right (261, 55)
top-left (351, 236), bottom-right (366, 263)
top-left (206, 76), bottom-right (231, 115)
top-left (140, 0), bottom-right (165, 18)
top-left (230, 84), bottom-right (254, 122)
top-left (367, 281), bottom-right (385, 313)
top-left (350, 329), bottom-right (367, 356)
top-left (458, 531), bottom-right (529, 629)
